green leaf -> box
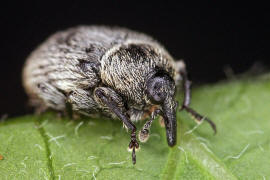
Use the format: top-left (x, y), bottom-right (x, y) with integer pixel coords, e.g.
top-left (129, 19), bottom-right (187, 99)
top-left (1, 75), bottom-right (270, 179)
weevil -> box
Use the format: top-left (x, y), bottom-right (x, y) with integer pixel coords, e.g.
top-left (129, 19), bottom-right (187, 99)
top-left (23, 26), bottom-right (216, 164)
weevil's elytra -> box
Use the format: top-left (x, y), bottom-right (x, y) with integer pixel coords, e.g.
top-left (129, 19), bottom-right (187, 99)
top-left (22, 26), bottom-right (216, 164)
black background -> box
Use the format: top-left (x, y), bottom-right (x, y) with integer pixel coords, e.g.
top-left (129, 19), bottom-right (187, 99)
top-left (1, 2), bottom-right (269, 117)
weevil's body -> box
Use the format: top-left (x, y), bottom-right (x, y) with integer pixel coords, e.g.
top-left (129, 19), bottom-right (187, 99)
top-left (23, 26), bottom-right (180, 120)
top-left (23, 26), bottom-right (215, 164)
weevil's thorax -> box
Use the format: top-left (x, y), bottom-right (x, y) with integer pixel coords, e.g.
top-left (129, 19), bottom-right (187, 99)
top-left (100, 40), bottom-right (176, 107)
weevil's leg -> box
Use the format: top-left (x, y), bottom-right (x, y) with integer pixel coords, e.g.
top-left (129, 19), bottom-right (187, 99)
top-left (175, 60), bottom-right (192, 110)
top-left (159, 117), bottom-right (165, 127)
top-left (175, 61), bottom-right (216, 133)
top-left (67, 89), bottom-right (99, 117)
top-left (54, 99), bottom-right (73, 119)
top-left (140, 105), bottom-right (165, 127)
top-left (183, 106), bottom-right (216, 134)
top-left (64, 100), bottom-right (74, 119)
top-left (56, 100), bottom-right (82, 119)
top-left (94, 87), bottom-right (139, 164)
top-left (34, 103), bottom-right (49, 115)
top-left (139, 109), bottom-right (163, 142)
top-left (180, 70), bottom-right (192, 109)
top-left (27, 94), bottom-right (49, 115)
top-left (33, 82), bottom-right (66, 114)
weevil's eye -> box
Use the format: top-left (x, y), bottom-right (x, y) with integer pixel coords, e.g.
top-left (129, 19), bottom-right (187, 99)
top-left (146, 73), bottom-right (175, 104)
top-left (149, 80), bottom-right (166, 104)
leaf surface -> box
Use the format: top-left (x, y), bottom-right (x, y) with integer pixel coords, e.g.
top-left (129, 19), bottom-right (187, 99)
top-left (1, 76), bottom-right (270, 179)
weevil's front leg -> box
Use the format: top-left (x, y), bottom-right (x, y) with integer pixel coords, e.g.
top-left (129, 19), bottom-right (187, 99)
top-left (139, 109), bottom-right (163, 142)
top-left (94, 87), bottom-right (139, 164)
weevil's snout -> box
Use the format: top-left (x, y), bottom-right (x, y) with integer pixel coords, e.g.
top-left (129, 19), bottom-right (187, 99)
top-left (146, 72), bottom-right (177, 146)
top-left (162, 96), bottom-right (177, 146)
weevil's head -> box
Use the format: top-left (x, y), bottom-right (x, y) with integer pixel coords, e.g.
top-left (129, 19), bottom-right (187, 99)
top-left (146, 70), bottom-right (178, 146)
